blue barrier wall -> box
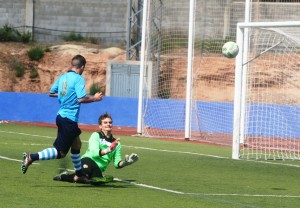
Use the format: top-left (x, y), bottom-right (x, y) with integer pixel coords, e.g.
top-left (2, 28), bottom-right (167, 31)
top-left (144, 99), bottom-right (300, 138)
top-left (0, 92), bottom-right (138, 127)
top-left (143, 99), bottom-right (233, 133)
top-left (1, 92), bottom-right (299, 138)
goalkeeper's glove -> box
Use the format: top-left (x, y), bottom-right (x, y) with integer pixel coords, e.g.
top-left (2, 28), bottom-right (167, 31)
top-left (123, 153), bottom-right (139, 167)
top-left (102, 138), bottom-right (120, 155)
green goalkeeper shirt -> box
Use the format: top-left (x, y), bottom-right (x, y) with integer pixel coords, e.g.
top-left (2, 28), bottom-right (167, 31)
top-left (81, 131), bottom-right (122, 172)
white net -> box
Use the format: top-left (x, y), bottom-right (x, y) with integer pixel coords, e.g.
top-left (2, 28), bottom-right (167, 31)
top-left (140, 0), bottom-right (239, 144)
top-left (139, 0), bottom-right (300, 148)
top-left (238, 26), bottom-right (300, 160)
top-left (142, 0), bottom-right (190, 138)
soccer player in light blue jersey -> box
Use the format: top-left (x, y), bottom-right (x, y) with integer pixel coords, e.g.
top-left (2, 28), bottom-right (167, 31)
top-left (21, 55), bottom-right (103, 182)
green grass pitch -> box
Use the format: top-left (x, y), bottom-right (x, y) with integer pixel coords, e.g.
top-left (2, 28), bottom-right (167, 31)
top-left (1, 123), bottom-right (300, 208)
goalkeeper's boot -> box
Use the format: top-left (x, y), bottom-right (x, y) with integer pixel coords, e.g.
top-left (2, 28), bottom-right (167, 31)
top-left (53, 171), bottom-right (69, 181)
top-left (103, 175), bottom-right (114, 182)
top-left (90, 175), bottom-right (114, 185)
top-left (21, 152), bottom-right (33, 174)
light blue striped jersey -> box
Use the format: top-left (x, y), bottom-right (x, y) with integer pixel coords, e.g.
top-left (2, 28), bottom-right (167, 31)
top-left (49, 70), bottom-right (86, 122)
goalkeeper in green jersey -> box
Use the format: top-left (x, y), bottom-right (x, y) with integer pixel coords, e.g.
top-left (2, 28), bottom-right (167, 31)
top-left (53, 112), bottom-right (139, 184)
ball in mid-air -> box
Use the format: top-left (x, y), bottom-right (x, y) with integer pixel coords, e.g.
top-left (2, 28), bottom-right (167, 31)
top-left (222, 41), bottom-right (239, 58)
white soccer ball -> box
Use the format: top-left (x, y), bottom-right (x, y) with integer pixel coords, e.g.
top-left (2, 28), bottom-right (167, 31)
top-left (222, 41), bottom-right (239, 58)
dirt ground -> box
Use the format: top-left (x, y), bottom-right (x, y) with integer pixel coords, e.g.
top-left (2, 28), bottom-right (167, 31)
top-left (0, 42), bottom-right (126, 94)
top-left (0, 42), bottom-right (238, 103)
top-left (0, 42), bottom-right (299, 104)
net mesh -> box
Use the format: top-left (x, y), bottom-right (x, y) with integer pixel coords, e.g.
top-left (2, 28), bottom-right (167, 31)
top-left (140, 0), bottom-right (300, 150)
top-left (240, 26), bottom-right (300, 160)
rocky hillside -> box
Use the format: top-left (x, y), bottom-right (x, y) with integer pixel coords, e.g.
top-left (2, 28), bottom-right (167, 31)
top-left (1, 42), bottom-right (296, 105)
top-left (0, 42), bottom-right (126, 94)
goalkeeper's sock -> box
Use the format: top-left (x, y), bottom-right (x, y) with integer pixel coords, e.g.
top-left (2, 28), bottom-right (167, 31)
top-left (70, 149), bottom-right (82, 175)
top-left (37, 148), bottom-right (58, 160)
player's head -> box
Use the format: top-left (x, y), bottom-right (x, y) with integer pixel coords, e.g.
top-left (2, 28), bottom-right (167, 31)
top-left (98, 112), bottom-right (113, 125)
top-left (71, 55), bottom-right (86, 74)
top-left (98, 112), bottom-right (113, 132)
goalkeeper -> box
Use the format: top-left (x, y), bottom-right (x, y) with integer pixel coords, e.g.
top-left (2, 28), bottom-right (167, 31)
top-left (53, 112), bottom-right (139, 184)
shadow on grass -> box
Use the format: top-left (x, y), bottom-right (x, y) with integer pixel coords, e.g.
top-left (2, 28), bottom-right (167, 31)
top-left (48, 179), bottom-right (138, 189)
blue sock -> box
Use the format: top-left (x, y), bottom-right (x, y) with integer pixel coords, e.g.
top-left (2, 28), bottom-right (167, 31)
top-left (70, 152), bottom-right (82, 173)
top-left (37, 148), bottom-right (58, 160)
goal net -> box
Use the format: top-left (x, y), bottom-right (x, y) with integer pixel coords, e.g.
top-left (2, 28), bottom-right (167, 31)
top-left (232, 21), bottom-right (300, 160)
top-left (138, 0), bottom-right (239, 145)
top-left (137, 0), bottom-right (300, 148)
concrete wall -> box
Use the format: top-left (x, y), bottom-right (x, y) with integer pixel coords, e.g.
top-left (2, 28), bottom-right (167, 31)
top-left (0, 0), bottom-right (128, 45)
top-left (32, 0), bottom-right (128, 44)
top-left (0, 1), bottom-right (299, 45)
top-left (0, 0), bottom-right (26, 28)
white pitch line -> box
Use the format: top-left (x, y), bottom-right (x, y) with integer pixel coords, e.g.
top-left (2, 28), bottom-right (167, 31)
top-left (0, 142), bottom-right (51, 146)
top-left (185, 193), bottom-right (300, 198)
top-left (123, 145), bottom-right (300, 168)
top-left (2, 130), bottom-right (300, 169)
top-left (123, 145), bottom-right (228, 159)
top-left (61, 169), bottom-right (300, 198)
top-left (1, 154), bottom-right (299, 199)
top-left (113, 178), bottom-right (184, 194)
top-left (114, 178), bottom-right (300, 198)
top-left (0, 155), bottom-right (24, 162)
top-left (0, 130), bottom-right (53, 139)
top-left (0, 155), bottom-right (39, 165)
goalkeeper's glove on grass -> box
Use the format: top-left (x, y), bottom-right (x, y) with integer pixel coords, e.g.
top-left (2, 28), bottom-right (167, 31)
top-left (123, 153), bottom-right (139, 167)
top-left (102, 138), bottom-right (120, 154)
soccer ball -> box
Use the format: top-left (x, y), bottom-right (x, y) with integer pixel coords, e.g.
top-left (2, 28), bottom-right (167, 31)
top-left (222, 41), bottom-right (239, 58)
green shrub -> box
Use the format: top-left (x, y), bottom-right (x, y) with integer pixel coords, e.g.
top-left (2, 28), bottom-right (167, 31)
top-left (61, 32), bottom-right (101, 43)
top-left (0, 24), bottom-right (32, 42)
top-left (21, 31), bottom-right (32, 43)
top-left (0, 24), bottom-right (21, 41)
top-left (86, 36), bottom-right (98, 44)
top-left (27, 47), bottom-right (44, 61)
top-left (90, 83), bottom-right (101, 95)
top-left (29, 69), bottom-right (38, 78)
top-left (14, 63), bottom-right (25, 77)
top-left (62, 32), bottom-right (84, 42)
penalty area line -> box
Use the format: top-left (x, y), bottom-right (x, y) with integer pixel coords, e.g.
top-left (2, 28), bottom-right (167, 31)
top-left (2, 130), bottom-right (300, 169)
top-left (113, 178), bottom-right (184, 194)
top-left (114, 178), bottom-right (300, 198)
top-left (185, 193), bottom-right (300, 198)
top-left (0, 130), bottom-right (53, 139)
top-left (0, 155), bottom-right (39, 165)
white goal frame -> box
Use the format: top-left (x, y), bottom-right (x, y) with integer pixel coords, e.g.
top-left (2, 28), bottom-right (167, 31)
top-left (232, 21), bottom-right (300, 160)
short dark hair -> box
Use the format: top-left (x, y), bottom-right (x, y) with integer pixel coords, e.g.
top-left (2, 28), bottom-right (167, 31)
top-left (71, 54), bottom-right (86, 68)
top-left (98, 112), bottom-right (113, 125)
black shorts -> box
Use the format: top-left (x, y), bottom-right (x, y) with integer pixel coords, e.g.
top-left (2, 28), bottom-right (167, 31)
top-left (81, 157), bottom-right (103, 178)
top-left (53, 114), bottom-right (81, 154)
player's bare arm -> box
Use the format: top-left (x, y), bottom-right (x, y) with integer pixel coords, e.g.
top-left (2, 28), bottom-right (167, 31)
top-left (78, 92), bottom-right (103, 103)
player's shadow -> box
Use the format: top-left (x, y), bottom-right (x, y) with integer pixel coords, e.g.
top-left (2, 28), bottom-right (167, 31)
top-left (51, 179), bottom-right (138, 189)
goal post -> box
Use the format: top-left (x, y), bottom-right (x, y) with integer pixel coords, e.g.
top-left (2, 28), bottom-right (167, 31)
top-left (232, 21), bottom-right (300, 160)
